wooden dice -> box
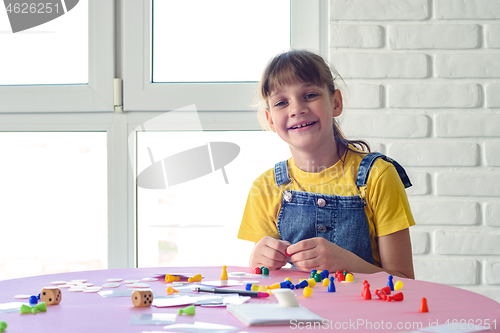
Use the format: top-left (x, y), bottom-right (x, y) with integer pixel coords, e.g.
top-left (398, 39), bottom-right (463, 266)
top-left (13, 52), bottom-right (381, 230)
top-left (131, 289), bottom-right (153, 307)
top-left (40, 287), bottom-right (62, 305)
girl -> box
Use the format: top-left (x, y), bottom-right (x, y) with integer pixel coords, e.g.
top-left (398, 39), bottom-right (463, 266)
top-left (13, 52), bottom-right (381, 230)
top-left (237, 50), bottom-right (415, 279)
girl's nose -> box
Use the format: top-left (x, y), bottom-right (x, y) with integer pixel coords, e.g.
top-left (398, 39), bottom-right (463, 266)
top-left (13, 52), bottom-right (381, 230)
top-left (288, 100), bottom-right (308, 117)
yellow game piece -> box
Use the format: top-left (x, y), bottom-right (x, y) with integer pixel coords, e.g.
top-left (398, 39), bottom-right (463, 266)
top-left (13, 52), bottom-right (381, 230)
top-left (166, 286), bottom-right (178, 295)
top-left (322, 278), bottom-right (329, 286)
top-left (188, 274), bottom-right (202, 283)
top-left (285, 277), bottom-right (292, 283)
top-left (303, 287), bottom-right (313, 297)
top-left (345, 273), bottom-right (354, 282)
top-left (165, 275), bottom-right (180, 283)
top-left (221, 265), bottom-right (228, 281)
top-left (307, 278), bottom-right (316, 287)
top-left (268, 283), bottom-right (280, 289)
top-left (251, 284), bottom-right (259, 291)
top-left (258, 285), bottom-right (267, 292)
top-left (317, 270), bottom-right (323, 274)
top-left (394, 280), bottom-right (403, 290)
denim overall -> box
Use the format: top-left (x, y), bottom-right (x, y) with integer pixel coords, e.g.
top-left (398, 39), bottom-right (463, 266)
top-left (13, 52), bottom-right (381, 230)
top-left (275, 152), bottom-right (412, 265)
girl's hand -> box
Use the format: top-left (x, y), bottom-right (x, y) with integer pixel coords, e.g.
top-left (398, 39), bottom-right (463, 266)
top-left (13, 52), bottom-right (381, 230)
top-left (287, 237), bottom-right (357, 272)
top-left (250, 236), bottom-right (291, 271)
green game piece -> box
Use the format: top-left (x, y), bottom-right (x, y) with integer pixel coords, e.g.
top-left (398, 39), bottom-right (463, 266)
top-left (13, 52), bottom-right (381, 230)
top-left (314, 273), bottom-right (322, 282)
top-left (34, 302), bottom-right (47, 312)
top-left (20, 304), bottom-right (32, 314)
top-left (178, 305), bottom-right (195, 315)
top-left (20, 302), bottom-right (46, 314)
top-left (0, 321), bottom-right (7, 333)
top-left (343, 271), bottom-right (349, 277)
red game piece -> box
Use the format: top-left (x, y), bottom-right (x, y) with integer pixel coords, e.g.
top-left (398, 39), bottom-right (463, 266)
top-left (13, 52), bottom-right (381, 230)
top-left (419, 298), bottom-right (429, 312)
top-left (285, 248), bottom-right (291, 256)
top-left (253, 267), bottom-right (261, 274)
top-left (361, 280), bottom-right (368, 296)
top-left (379, 286), bottom-right (391, 295)
top-left (387, 292), bottom-right (404, 302)
top-left (337, 273), bottom-right (345, 282)
top-left (375, 289), bottom-right (387, 300)
top-left (363, 283), bottom-right (372, 300)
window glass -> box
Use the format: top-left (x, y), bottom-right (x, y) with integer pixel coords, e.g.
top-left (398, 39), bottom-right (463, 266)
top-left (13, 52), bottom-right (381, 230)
top-left (0, 132), bottom-right (107, 279)
top-left (152, 0), bottom-right (290, 83)
top-left (137, 130), bottom-right (290, 267)
top-left (0, 0), bottom-right (88, 85)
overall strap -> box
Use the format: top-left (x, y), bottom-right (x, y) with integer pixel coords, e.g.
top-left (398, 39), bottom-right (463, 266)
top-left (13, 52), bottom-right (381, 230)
top-left (274, 160), bottom-right (291, 186)
top-left (356, 153), bottom-right (412, 189)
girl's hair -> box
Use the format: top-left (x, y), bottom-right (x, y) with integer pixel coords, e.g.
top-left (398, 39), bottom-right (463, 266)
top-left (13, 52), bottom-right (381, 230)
top-left (257, 49), bottom-right (370, 154)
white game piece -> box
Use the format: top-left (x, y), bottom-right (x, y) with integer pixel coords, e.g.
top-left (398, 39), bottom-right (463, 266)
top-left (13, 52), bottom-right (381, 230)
top-left (69, 287), bottom-right (86, 292)
top-left (78, 282), bottom-right (93, 287)
top-left (102, 283), bottom-right (120, 288)
top-left (71, 279), bottom-right (87, 283)
top-left (59, 284), bottom-right (73, 288)
top-left (85, 287), bottom-right (102, 291)
top-left (124, 279), bottom-right (140, 283)
top-left (83, 289), bottom-right (100, 293)
top-left (14, 295), bottom-right (31, 299)
top-left (129, 283), bottom-right (149, 288)
top-left (242, 280), bottom-right (260, 284)
top-left (106, 278), bottom-right (123, 282)
top-left (142, 277), bottom-right (158, 282)
top-left (50, 281), bottom-right (67, 285)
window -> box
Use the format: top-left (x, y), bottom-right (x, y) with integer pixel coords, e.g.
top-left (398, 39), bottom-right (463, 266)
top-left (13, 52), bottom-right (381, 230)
top-left (124, 0), bottom-right (328, 111)
top-left (137, 130), bottom-right (291, 267)
top-left (0, 1), bottom-right (114, 112)
top-left (0, 0), bottom-right (88, 85)
top-left (152, 0), bottom-right (290, 83)
top-left (0, 0), bottom-right (326, 274)
top-left (0, 132), bottom-right (107, 280)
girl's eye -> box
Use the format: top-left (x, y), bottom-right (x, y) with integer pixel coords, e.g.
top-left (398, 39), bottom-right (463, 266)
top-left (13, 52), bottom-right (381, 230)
top-left (305, 93), bottom-right (317, 99)
top-left (274, 101), bottom-right (287, 107)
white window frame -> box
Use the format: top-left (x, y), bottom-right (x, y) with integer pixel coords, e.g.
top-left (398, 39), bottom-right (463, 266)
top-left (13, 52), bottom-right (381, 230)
top-left (0, 0), bottom-right (327, 271)
top-left (123, 0), bottom-right (329, 111)
top-left (0, 1), bottom-right (114, 112)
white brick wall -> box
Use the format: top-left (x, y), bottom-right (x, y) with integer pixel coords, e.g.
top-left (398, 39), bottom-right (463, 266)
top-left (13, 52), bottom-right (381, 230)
top-left (330, 0), bottom-right (500, 303)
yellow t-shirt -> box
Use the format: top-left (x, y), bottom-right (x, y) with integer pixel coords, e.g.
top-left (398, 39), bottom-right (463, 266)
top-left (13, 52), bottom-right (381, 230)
top-left (237, 149), bottom-right (415, 267)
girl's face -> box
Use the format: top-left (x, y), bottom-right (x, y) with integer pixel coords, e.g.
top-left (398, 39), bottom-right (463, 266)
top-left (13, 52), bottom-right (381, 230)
top-left (265, 82), bottom-right (343, 157)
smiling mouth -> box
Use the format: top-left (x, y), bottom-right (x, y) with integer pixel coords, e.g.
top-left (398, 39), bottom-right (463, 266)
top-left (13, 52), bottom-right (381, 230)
top-left (289, 122), bottom-right (316, 130)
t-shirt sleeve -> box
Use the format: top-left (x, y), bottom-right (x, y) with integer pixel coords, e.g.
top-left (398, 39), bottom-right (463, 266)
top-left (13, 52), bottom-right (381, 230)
top-left (237, 175), bottom-right (281, 243)
top-left (367, 161), bottom-right (415, 237)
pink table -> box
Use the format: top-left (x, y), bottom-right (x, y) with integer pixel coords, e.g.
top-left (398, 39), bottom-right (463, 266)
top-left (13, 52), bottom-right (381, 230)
top-left (0, 266), bottom-right (499, 332)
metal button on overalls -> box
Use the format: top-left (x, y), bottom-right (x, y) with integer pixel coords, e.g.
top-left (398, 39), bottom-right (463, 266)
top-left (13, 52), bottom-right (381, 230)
top-left (317, 198), bottom-right (326, 207)
top-left (317, 225), bottom-right (327, 233)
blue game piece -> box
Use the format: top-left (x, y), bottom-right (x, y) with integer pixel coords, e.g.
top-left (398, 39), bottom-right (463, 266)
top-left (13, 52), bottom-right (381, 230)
top-left (310, 270), bottom-right (317, 278)
top-left (296, 280), bottom-right (309, 289)
top-left (29, 295), bottom-right (38, 305)
top-left (328, 277), bottom-right (336, 292)
top-left (37, 293), bottom-right (41, 300)
top-left (387, 275), bottom-right (394, 291)
top-left (245, 283), bottom-right (252, 291)
top-left (320, 270), bottom-right (329, 279)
